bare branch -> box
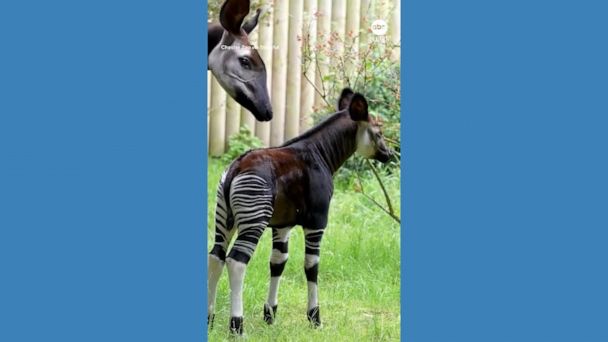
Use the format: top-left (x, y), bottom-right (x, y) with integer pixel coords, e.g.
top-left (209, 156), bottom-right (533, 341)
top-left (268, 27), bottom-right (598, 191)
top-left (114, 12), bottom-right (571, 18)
top-left (365, 159), bottom-right (396, 217)
top-left (303, 71), bottom-right (331, 107)
top-left (355, 168), bottom-right (401, 224)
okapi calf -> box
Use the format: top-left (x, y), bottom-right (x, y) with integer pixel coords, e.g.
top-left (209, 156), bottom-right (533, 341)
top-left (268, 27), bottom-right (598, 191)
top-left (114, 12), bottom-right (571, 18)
top-left (208, 0), bottom-right (272, 121)
top-left (207, 89), bottom-right (391, 335)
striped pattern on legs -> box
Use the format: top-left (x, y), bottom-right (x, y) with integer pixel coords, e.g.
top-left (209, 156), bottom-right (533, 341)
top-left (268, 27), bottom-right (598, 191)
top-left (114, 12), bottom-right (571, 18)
top-left (264, 227), bottom-right (292, 324)
top-left (208, 175), bottom-right (235, 329)
top-left (304, 227), bottom-right (324, 327)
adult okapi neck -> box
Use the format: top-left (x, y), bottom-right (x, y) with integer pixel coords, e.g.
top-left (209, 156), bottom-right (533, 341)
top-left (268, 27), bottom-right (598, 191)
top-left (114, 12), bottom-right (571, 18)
top-left (282, 111), bottom-right (359, 174)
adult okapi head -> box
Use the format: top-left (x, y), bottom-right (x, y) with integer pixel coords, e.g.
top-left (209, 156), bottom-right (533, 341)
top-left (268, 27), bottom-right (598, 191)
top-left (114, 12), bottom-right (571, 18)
top-left (337, 88), bottom-right (392, 163)
top-left (208, 0), bottom-right (272, 122)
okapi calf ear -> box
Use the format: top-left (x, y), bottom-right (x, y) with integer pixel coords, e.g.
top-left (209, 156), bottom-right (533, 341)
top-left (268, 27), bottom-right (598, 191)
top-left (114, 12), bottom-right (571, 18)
top-left (348, 93), bottom-right (370, 122)
top-left (220, 0), bottom-right (250, 36)
top-left (337, 87), bottom-right (355, 111)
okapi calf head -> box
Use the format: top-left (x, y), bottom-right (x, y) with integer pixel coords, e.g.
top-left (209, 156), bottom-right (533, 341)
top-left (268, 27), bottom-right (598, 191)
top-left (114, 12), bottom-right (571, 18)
top-left (208, 0), bottom-right (272, 122)
top-left (338, 88), bottom-right (392, 163)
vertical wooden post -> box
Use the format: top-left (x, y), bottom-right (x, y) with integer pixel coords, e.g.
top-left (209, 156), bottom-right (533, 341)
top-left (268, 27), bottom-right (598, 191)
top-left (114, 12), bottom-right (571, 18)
top-left (345, 0), bottom-right (361, 37)
top-left (300, 0), bottom-right (317, 133)
top-left (270, 0), bottom-right (289, 146)
top-left (255, 0), bottom-right (273, 146)
top-left (330, 0), bottom-right (346, 101)
top-left (331, 0), bottom-right (346, 52)
top-left (207, 71), bottom-right (211, 155)
top-left (240, 26), bottom-right (258, 134)
top-left (389, 0), bottom-right (401, 61)
top-left (208, 76), bottom-right (226, 156)
top-left (284, 0), bottom-right (303, 140)
top-left (374, 0), bottom-right (389, 57)
top-left (345, 0), bottom-right (361, 86)
top-left (375, 0), bottom-right (388, 21)
top-left (359, 0), bottom-right (371, 51)
top-left (314, 0), bottom-right (332, 111)
top-left (224, 97), bottom-right (240, 152)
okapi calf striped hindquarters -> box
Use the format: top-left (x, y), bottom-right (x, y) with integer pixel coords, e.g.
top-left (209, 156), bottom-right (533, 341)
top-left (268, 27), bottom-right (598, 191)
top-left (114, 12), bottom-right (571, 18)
top-left (207, 88), bottom-right (391, 335)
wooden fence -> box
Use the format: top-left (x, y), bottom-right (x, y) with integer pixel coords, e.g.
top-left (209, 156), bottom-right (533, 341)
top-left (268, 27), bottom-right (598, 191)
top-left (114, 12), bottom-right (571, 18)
top-left (207, 0), bottom-right (400, 156)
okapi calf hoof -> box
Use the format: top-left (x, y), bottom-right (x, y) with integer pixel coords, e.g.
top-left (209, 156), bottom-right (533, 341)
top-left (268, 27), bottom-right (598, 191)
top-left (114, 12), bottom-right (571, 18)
top-left (307, 306), bottom-right (321, 327)
top-left (207, 314), bottom-right (215, 329)
top-left (263, 303), bottom-right (278, 324)
top-left (230, 316), bottom-right (244, 335)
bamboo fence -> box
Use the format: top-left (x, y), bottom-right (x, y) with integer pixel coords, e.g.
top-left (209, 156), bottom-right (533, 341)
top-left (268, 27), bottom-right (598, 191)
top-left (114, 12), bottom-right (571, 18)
top-left (207, 0), bottom-right (400, 155)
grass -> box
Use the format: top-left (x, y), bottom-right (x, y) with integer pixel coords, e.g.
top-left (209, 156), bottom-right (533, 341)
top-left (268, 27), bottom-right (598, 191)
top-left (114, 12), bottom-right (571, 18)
top-left (207, 158), bottom-right (401, 341)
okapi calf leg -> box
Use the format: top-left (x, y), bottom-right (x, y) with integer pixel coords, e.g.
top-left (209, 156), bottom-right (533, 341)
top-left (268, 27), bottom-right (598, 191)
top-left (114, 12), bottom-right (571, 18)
top-left (226, 246), bottom-right (259, 334)
top-left (223, 173), bottom-right (274, 334)
top-left (264, 227), bottom-right (292, 324)
top-left (226, 224), bottom-right (270, 335)
top-left (304, 227), bottom-right (324, 327)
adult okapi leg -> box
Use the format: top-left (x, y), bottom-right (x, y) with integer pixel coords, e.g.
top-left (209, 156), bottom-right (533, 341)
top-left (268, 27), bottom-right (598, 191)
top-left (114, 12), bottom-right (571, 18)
top-left (225, 173), bottom-right (274, 334)
top-left (303, 227), bottom-right (325, 327)
top-left (207, 182), bottom-right (236, 329)
top-left (264, 227), bottom-right (292, 324)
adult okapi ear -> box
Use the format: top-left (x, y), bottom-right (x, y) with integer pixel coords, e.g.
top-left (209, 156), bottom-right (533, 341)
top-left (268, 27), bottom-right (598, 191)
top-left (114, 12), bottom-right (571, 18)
top-left (348, 93), bottom-right (370, 122)
top-left (219, 0), bottom-right (250, 36)
top-left (241, 7), bottom-right (265, 34)
top-left (337, 87), bottom-right (355, 111)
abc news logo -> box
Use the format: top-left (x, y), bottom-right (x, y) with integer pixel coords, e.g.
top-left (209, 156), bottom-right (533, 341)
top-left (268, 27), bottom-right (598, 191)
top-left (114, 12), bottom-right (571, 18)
top-left (371, 19), bottom-right (388, 36)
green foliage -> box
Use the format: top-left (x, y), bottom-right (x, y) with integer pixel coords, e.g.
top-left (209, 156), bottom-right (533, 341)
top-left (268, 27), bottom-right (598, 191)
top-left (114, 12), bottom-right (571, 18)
top-left (207, 0), bottom-right (222, 20)
top-left (301, 20), bottom-right (401, 176)
top-left (206, 158), bottom-right (400, 341)
top-left (221, 126), bottom-right (263, 164)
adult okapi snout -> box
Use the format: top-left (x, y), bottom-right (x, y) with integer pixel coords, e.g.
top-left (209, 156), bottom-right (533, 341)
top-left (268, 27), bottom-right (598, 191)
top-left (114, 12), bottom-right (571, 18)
top-left (234, 72), bottom-right (272, 122)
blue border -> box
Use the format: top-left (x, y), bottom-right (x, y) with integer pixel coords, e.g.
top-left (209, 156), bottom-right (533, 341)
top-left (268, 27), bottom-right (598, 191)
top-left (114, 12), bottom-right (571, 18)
top-left (2, 1), bottom-right (608, 341)
top-left (202, 1), bottom-right (208, 340)
top-left (1, 0), bottom-right (207, 340)
top-left (404, 0), bottom-right (608, 341)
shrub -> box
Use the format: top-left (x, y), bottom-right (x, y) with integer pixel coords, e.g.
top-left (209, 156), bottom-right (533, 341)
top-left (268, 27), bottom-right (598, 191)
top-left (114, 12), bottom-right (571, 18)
top-left (221, 126), bottom-right (264, 164)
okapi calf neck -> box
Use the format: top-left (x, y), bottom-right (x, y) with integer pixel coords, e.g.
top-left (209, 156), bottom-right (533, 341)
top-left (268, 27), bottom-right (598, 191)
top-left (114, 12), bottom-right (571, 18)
top-left (207, 88), bottom-right (391, 335)
top-left (207, 0), bottom-right (272, 122)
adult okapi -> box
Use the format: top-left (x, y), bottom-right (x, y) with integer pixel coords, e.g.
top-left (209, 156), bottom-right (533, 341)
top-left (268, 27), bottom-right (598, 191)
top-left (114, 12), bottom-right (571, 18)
top-left (207, 88), bottom-right (392, 335)
top-left (208, 0), bottom-right (272, 122)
